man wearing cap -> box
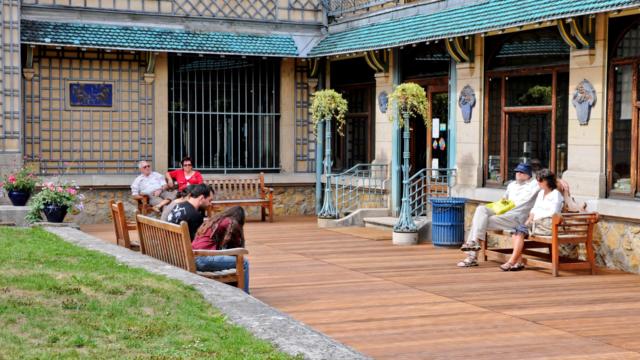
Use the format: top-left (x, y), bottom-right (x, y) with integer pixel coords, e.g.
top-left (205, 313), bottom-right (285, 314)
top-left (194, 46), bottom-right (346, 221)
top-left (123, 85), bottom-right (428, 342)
top-left (457, 163), bottom-right (540, 267)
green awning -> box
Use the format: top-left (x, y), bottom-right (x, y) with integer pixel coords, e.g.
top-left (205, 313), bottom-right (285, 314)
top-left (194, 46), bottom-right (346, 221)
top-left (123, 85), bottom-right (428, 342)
top-left (310, 0), bottom-right (640, 56)
top-left (21, 20), bottom-right (299, 57)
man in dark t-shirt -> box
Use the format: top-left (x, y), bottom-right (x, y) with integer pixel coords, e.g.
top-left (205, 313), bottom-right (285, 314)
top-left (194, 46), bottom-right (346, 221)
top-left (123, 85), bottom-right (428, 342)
top-left (167, 184), bottom-right (213, 240)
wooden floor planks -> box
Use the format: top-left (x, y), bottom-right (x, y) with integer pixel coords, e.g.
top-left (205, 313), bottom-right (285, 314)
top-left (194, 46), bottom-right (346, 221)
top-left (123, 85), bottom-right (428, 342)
top-left (83, 217), bottom-right (640, 359)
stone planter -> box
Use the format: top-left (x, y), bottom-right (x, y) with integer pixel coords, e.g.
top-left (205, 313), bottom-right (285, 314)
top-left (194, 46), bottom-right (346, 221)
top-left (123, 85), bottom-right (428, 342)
top-left (43, 204), bottom-right (68, 223)
top-left (392, 231), bottom-right (418, 246)
top-left (7, 190), bottom-right (31, 206)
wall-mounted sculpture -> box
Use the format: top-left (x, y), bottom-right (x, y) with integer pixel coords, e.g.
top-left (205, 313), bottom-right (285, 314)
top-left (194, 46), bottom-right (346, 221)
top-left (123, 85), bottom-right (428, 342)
top-left (572, 79), bottom-right (597, 125)
top-left (458, 85), bottom-right (476, 123)
top-left (378, 90), bottom-right (388, 114)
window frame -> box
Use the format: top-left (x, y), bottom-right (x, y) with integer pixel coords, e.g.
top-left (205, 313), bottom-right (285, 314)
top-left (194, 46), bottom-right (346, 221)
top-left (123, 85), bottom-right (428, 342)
top-left (484, 65), bottom-right (569, 187)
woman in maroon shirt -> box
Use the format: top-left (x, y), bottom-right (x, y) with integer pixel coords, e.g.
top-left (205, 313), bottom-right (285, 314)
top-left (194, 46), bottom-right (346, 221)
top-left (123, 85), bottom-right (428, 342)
top-left (192, 206), bottom-right (249, 293)
top-left (166, 156), bottom-right (203, 191)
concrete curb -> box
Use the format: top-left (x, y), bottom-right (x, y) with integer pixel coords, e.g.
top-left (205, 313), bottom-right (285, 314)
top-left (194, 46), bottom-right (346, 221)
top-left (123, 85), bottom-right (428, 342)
top-left (44, 227), bottom-right (370, 360)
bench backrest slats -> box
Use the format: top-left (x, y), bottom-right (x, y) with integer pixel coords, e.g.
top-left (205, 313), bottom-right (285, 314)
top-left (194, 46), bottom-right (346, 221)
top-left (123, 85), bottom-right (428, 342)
top-left (204, 173), bottom-right (265, 201)
top-left (552, 213), bottom-right (599, 238)
top-left (136, 215), bottom-right (196, 273)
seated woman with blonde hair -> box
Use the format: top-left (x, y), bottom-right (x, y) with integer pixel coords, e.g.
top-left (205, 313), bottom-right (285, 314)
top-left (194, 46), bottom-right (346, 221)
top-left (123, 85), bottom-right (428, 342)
top-left (500, 169), bottom-right (564, 271)
top-left (191, 206), bottom-right (249, 293)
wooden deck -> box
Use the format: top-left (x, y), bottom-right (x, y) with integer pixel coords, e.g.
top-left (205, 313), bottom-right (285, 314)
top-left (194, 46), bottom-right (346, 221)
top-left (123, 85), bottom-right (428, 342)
top-left (83, 217), bottom-right (640, 359)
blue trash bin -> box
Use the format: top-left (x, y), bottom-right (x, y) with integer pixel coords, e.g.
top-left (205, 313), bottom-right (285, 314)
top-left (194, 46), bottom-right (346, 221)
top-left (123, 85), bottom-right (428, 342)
top-left (429, 197), bottom-right (467, 247)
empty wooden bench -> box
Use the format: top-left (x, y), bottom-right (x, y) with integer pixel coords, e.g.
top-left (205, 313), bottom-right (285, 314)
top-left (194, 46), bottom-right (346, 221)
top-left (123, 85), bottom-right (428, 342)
top-left (204, 172), bottom-right (274, 222)
top-left (109, 200), bottom-right (139, 251)
top-left (135, 214), bottom-right (248, 290)
top-left (482, 212), bottom-right (600, 276)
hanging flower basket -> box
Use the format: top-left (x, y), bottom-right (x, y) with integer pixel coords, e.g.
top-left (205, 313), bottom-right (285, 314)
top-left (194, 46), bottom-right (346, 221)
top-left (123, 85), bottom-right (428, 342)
top-left (310, 89), bottom-right (348, 135)
top-left (388, 82), bottom-right (430, 129)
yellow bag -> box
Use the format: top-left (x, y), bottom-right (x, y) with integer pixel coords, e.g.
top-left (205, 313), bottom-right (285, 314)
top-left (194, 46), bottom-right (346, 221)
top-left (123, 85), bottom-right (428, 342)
top-left (485, 199), bottom-right (515, 215)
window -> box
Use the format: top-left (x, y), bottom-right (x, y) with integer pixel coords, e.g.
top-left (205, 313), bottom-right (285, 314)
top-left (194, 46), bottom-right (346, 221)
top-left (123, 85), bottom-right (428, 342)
top-left (608, 16), bottom-right (640, 197)
top-left (168, 55), bottom-right (280, 173)
top-left (484, 29), bottom-right (569, 185)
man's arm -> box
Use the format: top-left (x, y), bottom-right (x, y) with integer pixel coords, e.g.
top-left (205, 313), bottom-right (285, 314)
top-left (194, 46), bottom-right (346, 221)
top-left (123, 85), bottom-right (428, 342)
top-left (131, 176), bottom-right (141, 195)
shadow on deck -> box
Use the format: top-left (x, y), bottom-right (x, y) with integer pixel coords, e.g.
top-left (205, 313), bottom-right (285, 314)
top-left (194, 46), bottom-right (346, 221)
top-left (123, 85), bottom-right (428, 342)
top-left (83, 217), bottom-right (640, 360)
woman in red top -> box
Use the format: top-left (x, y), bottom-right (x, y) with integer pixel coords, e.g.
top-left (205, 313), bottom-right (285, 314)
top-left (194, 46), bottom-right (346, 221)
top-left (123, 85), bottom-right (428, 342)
top-left (192, 206), bottom-right (249, 293)
top-left (166, 156), bottom-right (203, 191)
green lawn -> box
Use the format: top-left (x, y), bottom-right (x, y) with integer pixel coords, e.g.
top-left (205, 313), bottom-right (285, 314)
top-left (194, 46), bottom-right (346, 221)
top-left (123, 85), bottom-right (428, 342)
top-left (0, 227), bottom-right (295, 360)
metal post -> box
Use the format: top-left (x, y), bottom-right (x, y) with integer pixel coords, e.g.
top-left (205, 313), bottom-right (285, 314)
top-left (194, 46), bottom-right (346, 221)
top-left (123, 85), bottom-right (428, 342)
top-left (318, 116), bottom-right (337, 218)
top-left (394, 111), bottom-right (417, 232)
top-left (315, 120), bottom-right (325, 213)
top-left (391, 48), bottom-right (401, 216)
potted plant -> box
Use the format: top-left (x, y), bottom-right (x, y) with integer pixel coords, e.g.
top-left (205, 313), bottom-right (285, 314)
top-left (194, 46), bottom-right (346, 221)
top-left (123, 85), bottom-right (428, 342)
top-left (310, 89), bottom-right (348, 219)
top-left (388, 83), bottom-right (429, 245)
top-left (0, 166), bottom-right (38, 206)
top-left (26, 181), bottom-right (84, 223)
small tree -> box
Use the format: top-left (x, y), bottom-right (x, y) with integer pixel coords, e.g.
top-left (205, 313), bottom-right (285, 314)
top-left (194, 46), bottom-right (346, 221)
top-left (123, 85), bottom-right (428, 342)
top-left (389, 82), bottom-right (430, 129)
top-left (310, 89), bottom-right (348, 219)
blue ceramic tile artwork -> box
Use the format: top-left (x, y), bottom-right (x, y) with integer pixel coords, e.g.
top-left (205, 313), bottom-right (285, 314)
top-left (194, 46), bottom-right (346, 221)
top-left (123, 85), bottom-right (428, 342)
top-left (69, 83), bottom-right (113, 107)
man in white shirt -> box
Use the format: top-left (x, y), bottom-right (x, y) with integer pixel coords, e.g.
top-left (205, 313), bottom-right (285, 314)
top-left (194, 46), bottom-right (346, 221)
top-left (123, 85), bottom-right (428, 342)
top-left (131, 161), bottom-right (175, 212)
top-left (457, 163), bottom-right (540, 267)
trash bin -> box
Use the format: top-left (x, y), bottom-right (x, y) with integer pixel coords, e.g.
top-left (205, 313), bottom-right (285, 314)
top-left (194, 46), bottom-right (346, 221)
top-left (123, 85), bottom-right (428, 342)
top-left (429, 197), bottom-right (467, 247)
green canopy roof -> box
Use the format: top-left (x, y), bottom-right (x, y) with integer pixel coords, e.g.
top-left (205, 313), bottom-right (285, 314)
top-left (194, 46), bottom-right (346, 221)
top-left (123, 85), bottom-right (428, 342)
top-left (21, 20), bottom-right (299, 57)
top-left (310, 0), bottom-right (640, 56)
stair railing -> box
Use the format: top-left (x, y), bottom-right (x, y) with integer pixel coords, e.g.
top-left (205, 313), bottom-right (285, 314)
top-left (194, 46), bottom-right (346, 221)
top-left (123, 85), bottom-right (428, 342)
top-left (328, 163), bottom-right (389, 218)
top-left (407, 168), bottom-right (456, 218)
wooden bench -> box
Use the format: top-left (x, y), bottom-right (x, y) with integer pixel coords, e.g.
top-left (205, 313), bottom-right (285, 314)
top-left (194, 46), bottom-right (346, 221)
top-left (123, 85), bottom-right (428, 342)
top-left (204, 172), bottom-right (274, 222)
top-left (135, 214), bottom-right (248, 290)
top-left (109, 200), bottom-right (139, 251)
top-left (132, 194), bottom-right (153, 215)
top-left (482, 212), bottom-right (599, 276)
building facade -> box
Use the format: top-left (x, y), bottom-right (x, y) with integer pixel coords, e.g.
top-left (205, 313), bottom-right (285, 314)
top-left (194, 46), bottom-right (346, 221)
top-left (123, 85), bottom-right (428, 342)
top-left (2, 0), bottom-right (640, 272)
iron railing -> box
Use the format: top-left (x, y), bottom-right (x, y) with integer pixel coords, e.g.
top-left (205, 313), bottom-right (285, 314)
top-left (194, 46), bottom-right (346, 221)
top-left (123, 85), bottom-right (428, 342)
top-left (329, 163), bottom-right (388, 217)
top-left (324, 0), bottom-right (399, 17)
top-left (408, 168), bottom-right (456, 217)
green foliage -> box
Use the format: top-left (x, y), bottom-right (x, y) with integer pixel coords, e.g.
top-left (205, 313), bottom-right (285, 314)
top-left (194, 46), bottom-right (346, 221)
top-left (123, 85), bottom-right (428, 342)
top-left (310, 89), bottom-right (348, 136)
top-left (0, 165), bottom-right (38, 193)
top-left (0, 227), bottom-right (295, 359)
top-left (26, 181), bottom-right (85, 223)
top-left (389, 82), bottom-right (430, 129)
top-left (517, 85), bottom-right (552, 106)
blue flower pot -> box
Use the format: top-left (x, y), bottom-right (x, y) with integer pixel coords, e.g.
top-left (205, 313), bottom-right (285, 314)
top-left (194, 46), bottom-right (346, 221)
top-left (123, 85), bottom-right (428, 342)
top-left (7, 190), bottom-right (31, 206)
top-left (43, 204), bottom-right (68, 223)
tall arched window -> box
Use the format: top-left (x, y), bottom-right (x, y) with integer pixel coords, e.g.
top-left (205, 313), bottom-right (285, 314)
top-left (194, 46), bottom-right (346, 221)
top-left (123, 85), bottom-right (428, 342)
top-left (608, 15), bottom-right (640, 198)
top-left (484, 28), bottom-right (570, 185)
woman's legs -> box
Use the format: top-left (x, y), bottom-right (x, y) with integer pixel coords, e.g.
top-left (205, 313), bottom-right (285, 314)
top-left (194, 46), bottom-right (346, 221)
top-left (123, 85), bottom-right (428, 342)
top-left (195, 256), bottom-right (250, 293)
top-left (508, 233), bottom-right (526, 265)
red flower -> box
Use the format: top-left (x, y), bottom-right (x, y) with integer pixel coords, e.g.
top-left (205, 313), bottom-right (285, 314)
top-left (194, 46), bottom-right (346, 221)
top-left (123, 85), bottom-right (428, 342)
top-left (8, 175), bottom-right (16, 183)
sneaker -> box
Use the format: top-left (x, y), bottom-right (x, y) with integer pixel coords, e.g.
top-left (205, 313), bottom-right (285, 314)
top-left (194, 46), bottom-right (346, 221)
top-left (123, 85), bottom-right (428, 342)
top-left (457, 256), bottom-right (478, 267)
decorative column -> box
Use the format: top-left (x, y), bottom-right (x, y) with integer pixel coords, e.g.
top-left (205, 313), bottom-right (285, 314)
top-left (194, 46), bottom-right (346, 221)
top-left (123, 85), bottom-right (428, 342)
top-left (318, 116), bottom-right (337, 218)
top-left (393, 111), bottom-right (417, 232)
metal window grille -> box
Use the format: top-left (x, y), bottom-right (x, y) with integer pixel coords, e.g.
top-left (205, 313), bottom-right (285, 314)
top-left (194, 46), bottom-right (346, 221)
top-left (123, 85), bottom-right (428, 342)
top-left (168, 55), bottom-right (280, 173)
top-left (0, 0), bottom-right (21, 153)
top-left (294, 60), bottom-right (316, 173)
top-left (24, 48), bottom-right (154, 175)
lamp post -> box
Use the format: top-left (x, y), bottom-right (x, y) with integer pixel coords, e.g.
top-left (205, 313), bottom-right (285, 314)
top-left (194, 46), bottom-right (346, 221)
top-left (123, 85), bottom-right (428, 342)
top-left (318, 116), bottom-right (337, 218)
top-left (393, 111), bottom-right (417, 232)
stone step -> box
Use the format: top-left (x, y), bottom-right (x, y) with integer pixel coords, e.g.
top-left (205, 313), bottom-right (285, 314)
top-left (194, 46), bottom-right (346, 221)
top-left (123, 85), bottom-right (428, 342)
top-left (363, 216), bottom-right (431, 244)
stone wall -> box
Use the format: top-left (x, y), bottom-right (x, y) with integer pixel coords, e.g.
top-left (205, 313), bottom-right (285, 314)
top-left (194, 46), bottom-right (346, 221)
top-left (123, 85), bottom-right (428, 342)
top-left (62, 184), bottom-right (316, 224)
top-left (465, 200), bottom-right (640, 275)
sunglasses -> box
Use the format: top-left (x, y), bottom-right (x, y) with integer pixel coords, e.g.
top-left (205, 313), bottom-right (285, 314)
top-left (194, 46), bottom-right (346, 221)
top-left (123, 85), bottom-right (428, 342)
top-left (142, 165), bottom-right (150, 169)
top-left (183, 163), bottom-right (193, 167)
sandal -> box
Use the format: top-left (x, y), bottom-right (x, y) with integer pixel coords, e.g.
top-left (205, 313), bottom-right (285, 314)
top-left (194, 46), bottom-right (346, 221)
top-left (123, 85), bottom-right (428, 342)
top-left (500, 262), bottom-right (515, 271)
top-left (510, 263), bottom-right (525, 271)
top-left (460, 241), bottom-right (481, 252)
top-left (457, 256), bottom-right (478, 267)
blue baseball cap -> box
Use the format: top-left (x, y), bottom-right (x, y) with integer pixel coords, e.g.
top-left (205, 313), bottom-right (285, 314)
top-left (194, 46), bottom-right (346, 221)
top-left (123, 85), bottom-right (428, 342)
top-left (514, 163), bottom-right (532, 177)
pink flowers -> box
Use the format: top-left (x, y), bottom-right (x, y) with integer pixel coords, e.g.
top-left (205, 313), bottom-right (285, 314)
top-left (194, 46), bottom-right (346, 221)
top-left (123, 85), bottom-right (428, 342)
top-left (8, 175), bottom-right (16, 183)
top-left (67, 188), bottom-right (77, 195)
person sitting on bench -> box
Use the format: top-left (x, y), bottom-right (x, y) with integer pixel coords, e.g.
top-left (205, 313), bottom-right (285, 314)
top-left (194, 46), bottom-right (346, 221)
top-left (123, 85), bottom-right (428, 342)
top-left (131, 161), bottom-right (176, 213)
top-left (457, 163), bottom-right (540, 267)
top-left (500, 169), bottom-right (564, 271)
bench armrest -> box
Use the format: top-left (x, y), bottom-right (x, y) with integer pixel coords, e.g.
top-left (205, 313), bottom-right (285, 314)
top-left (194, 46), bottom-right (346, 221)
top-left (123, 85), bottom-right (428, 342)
top-left (132, 194), bottom-right (149, 203)
top-left (193, 248), bottom-right (248, 257)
